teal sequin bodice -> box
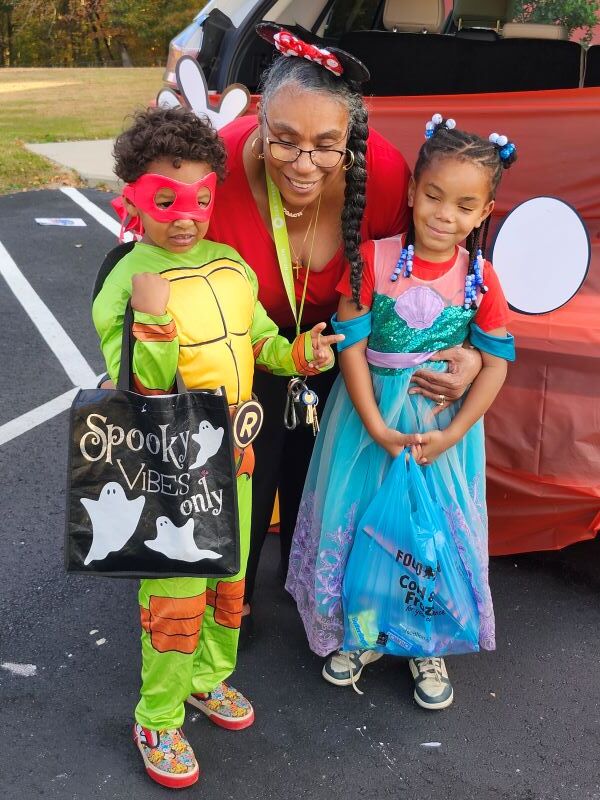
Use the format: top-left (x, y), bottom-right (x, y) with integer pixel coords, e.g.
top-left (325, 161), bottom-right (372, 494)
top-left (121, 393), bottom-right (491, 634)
top-left (368, 290), bottom-right (475, 374)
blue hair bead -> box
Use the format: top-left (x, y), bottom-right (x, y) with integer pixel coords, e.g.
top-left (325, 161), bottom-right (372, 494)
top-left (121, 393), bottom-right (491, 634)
top-left (390, 242), bottom-right (415, 281)
top-left (463, 248), bottom-right (486, 307)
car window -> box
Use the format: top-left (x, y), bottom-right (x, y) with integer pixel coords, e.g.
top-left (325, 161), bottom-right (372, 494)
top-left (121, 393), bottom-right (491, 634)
top-left (322, 0), bottom-right (380, 38)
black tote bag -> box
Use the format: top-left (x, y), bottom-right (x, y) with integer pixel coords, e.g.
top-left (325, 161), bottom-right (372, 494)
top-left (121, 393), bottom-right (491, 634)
top-left (66, 306), bottom-right (240, 578)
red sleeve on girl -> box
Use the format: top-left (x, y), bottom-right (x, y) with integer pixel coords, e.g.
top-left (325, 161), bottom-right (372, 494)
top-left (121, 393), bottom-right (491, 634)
top-left (336, 240), bottom-right (376, 307)
top-left (474, 260), bottom-right (510, 332)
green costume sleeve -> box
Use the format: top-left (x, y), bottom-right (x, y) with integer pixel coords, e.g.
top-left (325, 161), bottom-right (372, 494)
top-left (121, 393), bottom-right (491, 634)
top-left (244, 264), bottom-right (320, 377)
top-left (92, 265), bottom-right (179, 392)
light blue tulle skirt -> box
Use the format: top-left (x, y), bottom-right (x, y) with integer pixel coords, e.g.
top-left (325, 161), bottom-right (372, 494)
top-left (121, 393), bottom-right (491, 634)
top-left (285, 364), bottom-right (495, 657)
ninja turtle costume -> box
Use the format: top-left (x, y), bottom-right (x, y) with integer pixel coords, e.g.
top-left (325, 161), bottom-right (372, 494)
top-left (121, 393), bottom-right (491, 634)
top-left (92, 238), bottom-right (322, 730)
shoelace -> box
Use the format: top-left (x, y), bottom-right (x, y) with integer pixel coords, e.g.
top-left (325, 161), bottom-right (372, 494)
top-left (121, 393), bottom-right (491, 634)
top-left (416, 657), bottom-right (444, 682)
top-left (346, 653), bottom-right (364, 695)
top-left (329, 651), bottom-right (365, 696)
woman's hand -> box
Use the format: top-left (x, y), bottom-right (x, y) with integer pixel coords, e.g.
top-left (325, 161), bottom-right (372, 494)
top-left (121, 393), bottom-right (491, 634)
top-left (411, 429), bottom-right (453, 465)
top-left (374, 427), bottom-right (423, 460)
top-left (131, 273), bottom-right (171, 317)
top-left (309, 322), bottom-right (344, 369)
top-left (409, 345), bottom-right (483, 414)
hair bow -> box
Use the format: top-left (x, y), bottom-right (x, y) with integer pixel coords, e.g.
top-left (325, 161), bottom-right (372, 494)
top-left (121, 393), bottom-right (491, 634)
top-left (273, 31), bottom-right (344, 76)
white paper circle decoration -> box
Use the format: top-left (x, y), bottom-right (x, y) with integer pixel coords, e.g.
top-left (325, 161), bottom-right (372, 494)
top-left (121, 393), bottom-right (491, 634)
top-left (490, 197), bottom-right (590, 315)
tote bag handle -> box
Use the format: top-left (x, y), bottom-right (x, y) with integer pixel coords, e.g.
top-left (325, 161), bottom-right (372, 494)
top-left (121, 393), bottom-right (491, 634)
top-left (116, 303), bottom-right (187, 394)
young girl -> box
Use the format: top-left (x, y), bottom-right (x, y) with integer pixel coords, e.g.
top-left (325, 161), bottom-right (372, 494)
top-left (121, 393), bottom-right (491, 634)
top-left (286, 115), bottom-right (517, 710)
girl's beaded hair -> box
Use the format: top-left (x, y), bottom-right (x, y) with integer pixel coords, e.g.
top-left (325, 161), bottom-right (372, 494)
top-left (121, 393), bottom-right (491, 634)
top-left (259, 56), bottom-right (369, 309)
top-left (408, 114), bottom-right (517, 308)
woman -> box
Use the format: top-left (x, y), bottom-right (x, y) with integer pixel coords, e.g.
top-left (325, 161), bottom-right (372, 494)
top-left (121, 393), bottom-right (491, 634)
top-left (206, 23), bottom-right (481, 632)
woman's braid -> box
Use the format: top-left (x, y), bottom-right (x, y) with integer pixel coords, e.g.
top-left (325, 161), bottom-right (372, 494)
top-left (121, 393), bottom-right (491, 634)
top-left (343, 92), bottom-right (369, 309)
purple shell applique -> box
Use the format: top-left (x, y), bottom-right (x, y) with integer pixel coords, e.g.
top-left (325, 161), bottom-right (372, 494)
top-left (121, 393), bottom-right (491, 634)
top-left (394, 286), bottom-right (445, 330)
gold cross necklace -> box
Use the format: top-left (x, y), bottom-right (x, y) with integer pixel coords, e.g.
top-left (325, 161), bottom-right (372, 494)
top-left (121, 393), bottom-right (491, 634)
top-left (289, 200), bottom-right (320, 279)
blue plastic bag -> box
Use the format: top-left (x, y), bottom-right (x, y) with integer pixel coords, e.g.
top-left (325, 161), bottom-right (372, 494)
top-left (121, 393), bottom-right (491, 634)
top-left (342, 453), bottom-right (480, 657)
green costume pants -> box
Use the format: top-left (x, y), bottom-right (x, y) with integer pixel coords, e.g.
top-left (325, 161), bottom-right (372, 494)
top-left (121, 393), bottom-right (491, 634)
top-left (135, 475), bottom-right (251, 730)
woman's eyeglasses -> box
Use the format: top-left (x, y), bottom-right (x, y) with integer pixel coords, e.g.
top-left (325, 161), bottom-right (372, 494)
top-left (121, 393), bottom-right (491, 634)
top-left (264, 118), bottom-right (347, 169)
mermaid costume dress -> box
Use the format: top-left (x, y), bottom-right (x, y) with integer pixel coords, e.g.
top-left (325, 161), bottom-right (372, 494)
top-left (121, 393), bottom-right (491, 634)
top-left (286, 236), bottom-right (513, 657)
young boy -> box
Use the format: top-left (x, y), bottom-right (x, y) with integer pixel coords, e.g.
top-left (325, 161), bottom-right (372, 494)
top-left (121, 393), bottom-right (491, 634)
top-left (92, 107), bottom-right (341, 789)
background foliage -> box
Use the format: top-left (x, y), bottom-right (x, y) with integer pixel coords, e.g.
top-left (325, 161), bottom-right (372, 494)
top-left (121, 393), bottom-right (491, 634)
top-left (513, 0), bottom-right (600, 43)
top-left (0, 0), bottom-right (206, 67)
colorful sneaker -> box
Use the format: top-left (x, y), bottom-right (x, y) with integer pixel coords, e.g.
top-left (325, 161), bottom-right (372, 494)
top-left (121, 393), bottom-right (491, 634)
top-left (187, 681), bottom-right (254, 730)
top-left (322, 649), bottom-right (383, 689)
top-left (409, 657), bottom-right (454, 710)
top-left (133, 723), bottom-right (199, 789)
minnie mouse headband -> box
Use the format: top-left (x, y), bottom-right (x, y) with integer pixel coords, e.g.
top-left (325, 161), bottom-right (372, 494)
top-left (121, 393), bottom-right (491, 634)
top-left (256, 22), bottom-right (370, 84)
top-left (425, 113), bottom-right (517, 167)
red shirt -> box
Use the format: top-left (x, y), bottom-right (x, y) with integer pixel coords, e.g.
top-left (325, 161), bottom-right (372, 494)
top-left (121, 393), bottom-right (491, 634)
top-left (338, 240), bottom-right (510, 332)
top-left (207, 115), bottom-right (411, 328)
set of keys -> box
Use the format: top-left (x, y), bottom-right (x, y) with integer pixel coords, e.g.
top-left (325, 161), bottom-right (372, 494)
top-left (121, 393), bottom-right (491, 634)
top-left (302, 387), bottom-right (320, 435)
top-left (284, 377), bottom-right (320, 436)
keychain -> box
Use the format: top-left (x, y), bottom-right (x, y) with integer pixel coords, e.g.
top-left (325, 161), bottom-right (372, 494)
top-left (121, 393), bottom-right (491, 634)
top-left (301, 387), bottom-right (319, 436)
top-left (284, 377), bottom-right (320, 436)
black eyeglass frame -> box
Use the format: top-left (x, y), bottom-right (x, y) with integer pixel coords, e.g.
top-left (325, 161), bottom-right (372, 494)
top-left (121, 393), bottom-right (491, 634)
top-left (263, 117), bottom-right (349, 169)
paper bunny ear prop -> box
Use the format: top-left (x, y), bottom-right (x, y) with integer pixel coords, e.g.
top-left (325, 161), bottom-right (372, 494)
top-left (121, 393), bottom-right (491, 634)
top-left (255, 22), bottom-right (370, 84)
top-left (156, 56), bottom-right (251, 130)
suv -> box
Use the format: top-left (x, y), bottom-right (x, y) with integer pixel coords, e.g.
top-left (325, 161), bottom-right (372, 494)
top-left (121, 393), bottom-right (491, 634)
top-left (164, 0), bottom-right (596, 95)
top-left (163, 1), bottom-right (600, 557)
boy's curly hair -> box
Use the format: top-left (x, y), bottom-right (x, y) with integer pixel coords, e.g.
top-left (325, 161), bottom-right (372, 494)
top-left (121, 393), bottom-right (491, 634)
top-left (113, 107), bottom-right (227, 183)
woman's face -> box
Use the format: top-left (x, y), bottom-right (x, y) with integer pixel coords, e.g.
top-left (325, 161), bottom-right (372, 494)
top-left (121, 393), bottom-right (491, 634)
top-left (260, 85), bottom-right (350, 210)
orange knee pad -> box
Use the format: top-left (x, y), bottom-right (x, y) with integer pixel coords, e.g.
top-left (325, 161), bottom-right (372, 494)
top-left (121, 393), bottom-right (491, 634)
top-left (140, 593), bottom-right (206, 654)
top-left (206, 579), bottom-right (245, 629)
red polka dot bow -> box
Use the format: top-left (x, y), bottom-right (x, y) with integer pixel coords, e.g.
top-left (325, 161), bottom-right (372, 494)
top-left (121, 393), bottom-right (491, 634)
top-left (273, 31), bottom-right (344, 77)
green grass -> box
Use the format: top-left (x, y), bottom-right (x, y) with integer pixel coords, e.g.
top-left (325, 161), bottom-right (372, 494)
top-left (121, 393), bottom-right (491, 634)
top-left (0, 67), bottom-right (163, 194)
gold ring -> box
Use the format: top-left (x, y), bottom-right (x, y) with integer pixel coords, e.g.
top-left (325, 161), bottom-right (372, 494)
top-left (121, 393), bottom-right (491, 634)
top-left (437, 394), bottom-right (446, 406)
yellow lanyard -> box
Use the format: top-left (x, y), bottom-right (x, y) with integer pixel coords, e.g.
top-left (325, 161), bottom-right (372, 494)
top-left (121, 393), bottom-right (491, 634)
top-left (266, 171), bottom-right (320, 336)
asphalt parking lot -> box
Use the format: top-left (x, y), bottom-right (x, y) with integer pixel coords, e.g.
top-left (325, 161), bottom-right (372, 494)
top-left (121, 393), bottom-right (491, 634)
top-left (1, 188), bottom-right (599, 800)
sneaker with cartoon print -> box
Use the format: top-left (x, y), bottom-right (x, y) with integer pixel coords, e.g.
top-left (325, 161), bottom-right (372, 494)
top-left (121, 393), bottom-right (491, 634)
top-left (187, 681), bottom-right (254, 730)
top-left (133, 723), bottom-right (199, 788)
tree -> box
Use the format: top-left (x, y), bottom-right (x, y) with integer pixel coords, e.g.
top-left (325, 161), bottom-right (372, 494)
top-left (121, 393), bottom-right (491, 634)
top-left (3, 0), bottom-right (204, 66)
top-left (0, 2), bottom-right (15, 66)
top-left (513, 0), bottom-right (600, 43)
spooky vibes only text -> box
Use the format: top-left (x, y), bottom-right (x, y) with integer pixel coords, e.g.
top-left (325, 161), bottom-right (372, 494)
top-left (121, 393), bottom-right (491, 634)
top-left (79, 413), bottom-right (224, 517)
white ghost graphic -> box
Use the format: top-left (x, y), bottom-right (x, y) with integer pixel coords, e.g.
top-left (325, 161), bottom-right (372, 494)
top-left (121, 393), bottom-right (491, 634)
top-left (81, 482), bottom-right (145, 565)
top-left (144, 516), bottom-right (222, 562)
top-left (189, 420), bottom-right (224, 470)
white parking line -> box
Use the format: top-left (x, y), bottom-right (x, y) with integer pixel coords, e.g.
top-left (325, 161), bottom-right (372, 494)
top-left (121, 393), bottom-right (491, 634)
top-left (0, 378), bottom-right (106, 446)
top-left (0, 239), bottom-right (97, 387)
top-left (0, 386), bottom-right (77, 446)
top-left (61, 186), bottom-right (132, 240)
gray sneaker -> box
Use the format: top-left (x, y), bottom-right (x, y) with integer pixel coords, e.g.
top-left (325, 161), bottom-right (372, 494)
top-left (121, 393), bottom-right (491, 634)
top-left (409, 657), bottom-right (454, 710)
top-left (322, 649), bottom-right (383, 689)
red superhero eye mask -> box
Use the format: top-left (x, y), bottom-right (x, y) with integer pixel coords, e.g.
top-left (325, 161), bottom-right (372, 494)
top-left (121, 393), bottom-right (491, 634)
top-left (123, 171), bottom-right (217, 223)
top-left (112, 171), bottom-right (217, 241)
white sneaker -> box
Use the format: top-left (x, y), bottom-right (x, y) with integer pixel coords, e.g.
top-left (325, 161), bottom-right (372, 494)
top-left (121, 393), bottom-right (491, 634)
top-left (409, 657), bottom-right (454, 710)
top-left (322, 649), bottom-right (383, 688)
